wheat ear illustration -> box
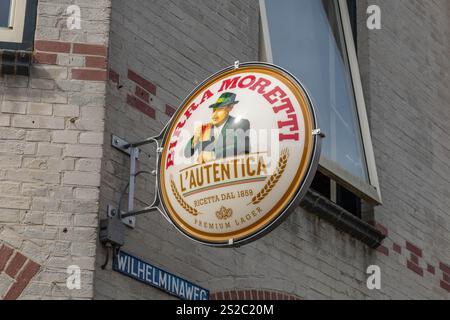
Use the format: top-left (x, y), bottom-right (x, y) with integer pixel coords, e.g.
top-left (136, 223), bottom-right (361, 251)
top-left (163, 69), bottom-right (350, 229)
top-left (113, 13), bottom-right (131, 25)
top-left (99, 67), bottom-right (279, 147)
top-left (248, 148), bottom-right (289, 205)
top-left (170, 178), bottom-right (199, 216)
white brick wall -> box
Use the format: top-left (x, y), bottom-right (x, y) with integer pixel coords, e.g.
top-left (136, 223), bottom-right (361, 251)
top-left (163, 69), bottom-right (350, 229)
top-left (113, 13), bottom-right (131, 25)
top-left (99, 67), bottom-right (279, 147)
top-left (0, 0), bottom-right (112, 300)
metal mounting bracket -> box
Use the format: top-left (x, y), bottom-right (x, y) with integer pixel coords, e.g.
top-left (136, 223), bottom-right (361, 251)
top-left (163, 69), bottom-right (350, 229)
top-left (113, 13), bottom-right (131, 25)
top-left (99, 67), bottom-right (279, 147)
top-left (312, 128), bottom-right (326, 138)
top-left (106, 204), bottom-right (136, 228)
top-left (110, 134), bottom-right (168, 228)
top-left (111, 135), bottom-right (140, 228)
top-left (112, 135), bottom-right (137, 156)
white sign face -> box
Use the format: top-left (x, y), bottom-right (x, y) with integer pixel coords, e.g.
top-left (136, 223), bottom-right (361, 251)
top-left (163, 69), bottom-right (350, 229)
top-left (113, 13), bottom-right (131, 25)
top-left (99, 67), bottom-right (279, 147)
top-left (159, 63), bottom-right (320, 246)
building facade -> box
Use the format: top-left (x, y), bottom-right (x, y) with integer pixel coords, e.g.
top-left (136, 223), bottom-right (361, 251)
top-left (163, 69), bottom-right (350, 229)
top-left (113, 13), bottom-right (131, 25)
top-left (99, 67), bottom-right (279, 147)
top-left (0, 0), bottom-right (449, 300)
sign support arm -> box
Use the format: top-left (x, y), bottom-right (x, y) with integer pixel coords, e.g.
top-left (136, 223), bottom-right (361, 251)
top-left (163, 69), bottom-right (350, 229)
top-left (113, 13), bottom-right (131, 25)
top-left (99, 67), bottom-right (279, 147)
top-left (110, 133), bottom-right (168, 227)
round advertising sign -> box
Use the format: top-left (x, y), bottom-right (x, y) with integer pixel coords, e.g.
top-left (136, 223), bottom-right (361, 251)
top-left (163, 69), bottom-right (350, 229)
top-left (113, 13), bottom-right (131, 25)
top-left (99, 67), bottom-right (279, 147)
top-left (158, 62), bottom-right (321, 246)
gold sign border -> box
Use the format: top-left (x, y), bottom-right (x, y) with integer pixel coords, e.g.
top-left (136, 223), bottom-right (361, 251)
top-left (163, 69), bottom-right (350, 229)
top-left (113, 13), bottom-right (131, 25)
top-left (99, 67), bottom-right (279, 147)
top-left (159, 65), bottom-right (315, 244)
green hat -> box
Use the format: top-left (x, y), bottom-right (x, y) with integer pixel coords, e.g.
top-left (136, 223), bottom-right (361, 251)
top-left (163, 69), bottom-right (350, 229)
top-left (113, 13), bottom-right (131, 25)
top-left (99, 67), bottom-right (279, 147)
top-left (209, 92), bottom-right (239, 109)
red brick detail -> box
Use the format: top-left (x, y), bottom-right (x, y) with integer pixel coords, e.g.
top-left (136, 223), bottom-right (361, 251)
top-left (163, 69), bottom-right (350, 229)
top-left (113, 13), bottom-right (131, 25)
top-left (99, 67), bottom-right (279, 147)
top-left (33, 52), bottom-right (57, 65)
top-left (439, 262), bottom-right (450, 275)
top-left (427, 264), bottom-right (435, 275)
top-left (73, 43), bottom-right (107, 57)
top-left (127, 94), bottom-right (156, 119)
top-left (410, 254), bottom-right (419, 265)
top-left (165, 104), bottom-right (176, 117)
top-left (441, 281), bottom-right (450, 293)
top-left (443, 273), bottom-right (450, 283)
top-left (258, 290), bottom-right (264, 300)
top-left (5, 252), bottom-right (27, 278)
top-left (85, 56), bottom-right (107, 69)
top-left (4, 260), bottom-right (40, 300)
top-left (407, 260), bottom-right (423, 277)
top-left (72, 69), bottom-right (107, 81)
top-left (18, 260), bottom-right (40, 282)
top-left (0, 245), bottom-right (14, 272)
top-left (128, 70), bottom-right (157, 95)
top-left (377, 245), bottom-right (389, 256)
top-left (35, 40), bottom-right (71, 53)
top-left (393, 243), bottom-right (402, 254)
top-left (135, 86), bottom-right (150, 103)
top-left (211, 289), bottom-right (301, 300)
top-left (405, 241), bottom-right (422, 258)
top-left (0, 245), bottom-right (41, 300)
top-left (109, 70), bottom-right (120, 84)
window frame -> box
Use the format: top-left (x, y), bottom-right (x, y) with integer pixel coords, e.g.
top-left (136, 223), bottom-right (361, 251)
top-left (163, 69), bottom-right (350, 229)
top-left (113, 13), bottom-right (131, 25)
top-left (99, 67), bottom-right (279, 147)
top-left (0, 0), bottom-right (37, 51)
top-left (259, 0), bottom-right (382, 205)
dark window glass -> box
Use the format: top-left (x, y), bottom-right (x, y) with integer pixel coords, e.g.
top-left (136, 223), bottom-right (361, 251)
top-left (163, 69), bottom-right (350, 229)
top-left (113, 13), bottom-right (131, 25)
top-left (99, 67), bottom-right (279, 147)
top-left (310, 171), bottom-right (331, 199)
top-left (311, 172), bottom-right (362, 218)
top-left (0, 0), bottom-right (11, 28)
top-left (336, 184), bottom-right (361, 218)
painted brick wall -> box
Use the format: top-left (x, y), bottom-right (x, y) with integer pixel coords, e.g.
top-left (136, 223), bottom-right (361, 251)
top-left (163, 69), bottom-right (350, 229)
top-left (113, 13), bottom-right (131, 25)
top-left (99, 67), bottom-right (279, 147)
top-left (94, 0), bottom-right (450, 300)
top-left (0, 0), bottom-right (111, 299)
top-left (356, 0), bottom-right (450, 298)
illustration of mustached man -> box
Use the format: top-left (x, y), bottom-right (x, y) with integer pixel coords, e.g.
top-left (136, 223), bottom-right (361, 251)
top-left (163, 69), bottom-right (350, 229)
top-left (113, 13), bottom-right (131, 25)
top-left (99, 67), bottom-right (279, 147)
top-left (184, 92), bottom-right (250, 163)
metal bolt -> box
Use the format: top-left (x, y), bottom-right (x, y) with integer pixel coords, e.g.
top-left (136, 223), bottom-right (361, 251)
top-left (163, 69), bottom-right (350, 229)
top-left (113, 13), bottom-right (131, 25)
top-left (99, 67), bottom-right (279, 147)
top-left (312, 128), bottom-right (325, 138)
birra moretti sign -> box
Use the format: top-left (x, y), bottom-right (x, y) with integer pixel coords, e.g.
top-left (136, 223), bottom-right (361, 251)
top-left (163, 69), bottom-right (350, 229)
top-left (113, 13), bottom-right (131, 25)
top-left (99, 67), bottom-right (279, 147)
top-left (158, 63), bottom-right (321, 246)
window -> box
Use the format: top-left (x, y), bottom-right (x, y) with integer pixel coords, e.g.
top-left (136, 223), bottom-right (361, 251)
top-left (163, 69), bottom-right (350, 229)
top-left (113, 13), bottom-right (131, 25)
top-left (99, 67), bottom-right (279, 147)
top-left (0, 0), bottom-right (37, 50)
top-left (260, 0), bottom-right (382, 207)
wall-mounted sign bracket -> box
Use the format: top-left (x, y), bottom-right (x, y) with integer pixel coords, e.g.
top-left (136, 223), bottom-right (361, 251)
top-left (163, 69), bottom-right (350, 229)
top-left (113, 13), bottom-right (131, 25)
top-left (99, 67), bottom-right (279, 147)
top-left (110, 133), bottom-right (169, 228)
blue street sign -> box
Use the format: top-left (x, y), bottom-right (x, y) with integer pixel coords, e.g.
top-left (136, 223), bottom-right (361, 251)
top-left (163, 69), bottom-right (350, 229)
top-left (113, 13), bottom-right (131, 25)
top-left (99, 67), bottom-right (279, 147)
top-left (113, 250), bottom-right (209, 300)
